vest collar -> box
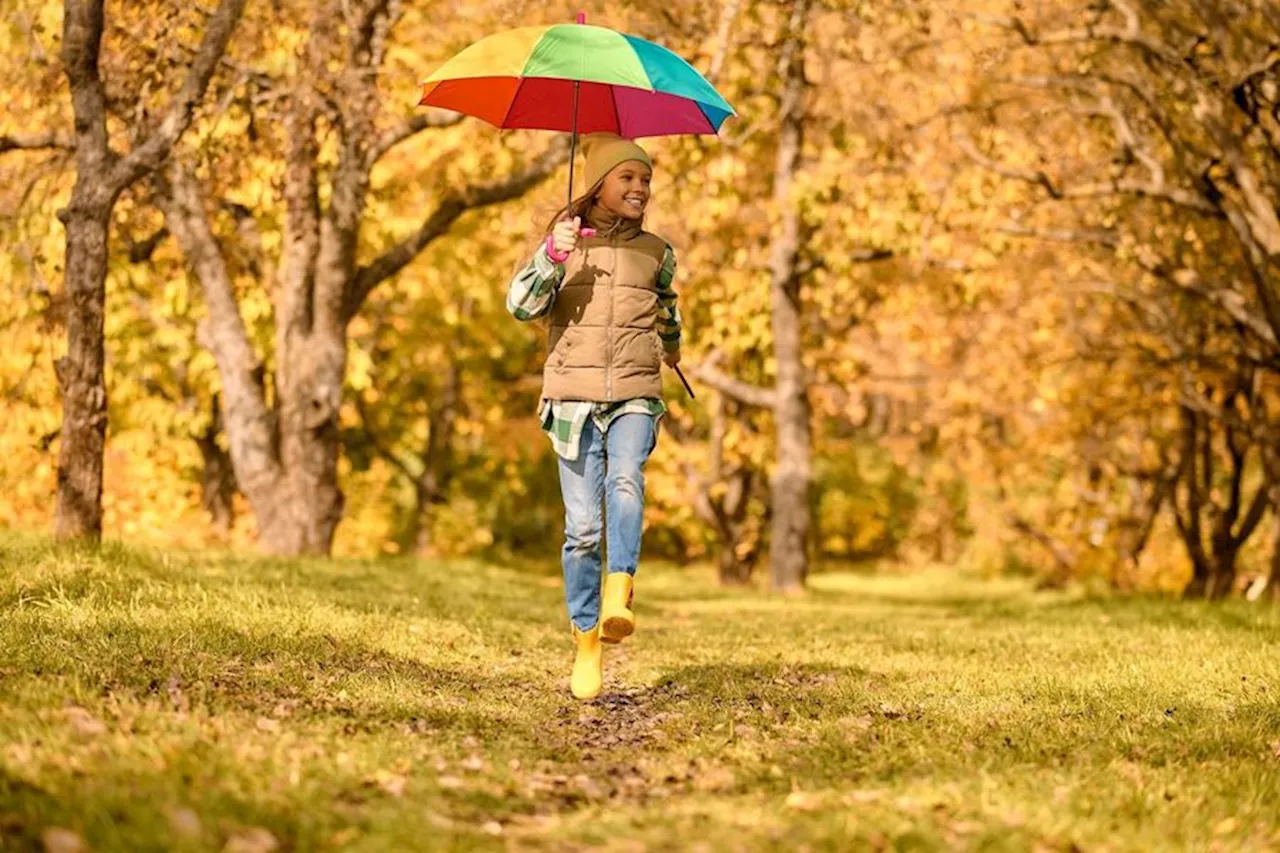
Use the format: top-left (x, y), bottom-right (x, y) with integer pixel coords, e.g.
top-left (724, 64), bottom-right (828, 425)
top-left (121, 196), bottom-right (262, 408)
top-left (585, 204), bottom-right (643, 241)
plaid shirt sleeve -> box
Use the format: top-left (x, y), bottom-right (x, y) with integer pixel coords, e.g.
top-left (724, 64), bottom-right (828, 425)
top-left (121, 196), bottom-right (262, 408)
top-left (655, 245), bottom-right (681, 353)
top-left (506, 242), bottom-right (566, 322)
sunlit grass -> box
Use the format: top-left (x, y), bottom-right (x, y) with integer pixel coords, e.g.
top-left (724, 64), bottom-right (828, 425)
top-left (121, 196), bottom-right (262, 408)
top-left (1, 533), bottom-right (1277, 851)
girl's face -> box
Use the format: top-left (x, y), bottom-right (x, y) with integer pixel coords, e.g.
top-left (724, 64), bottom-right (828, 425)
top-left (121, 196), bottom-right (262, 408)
top-left (597, 161), bottom-right (652, 219)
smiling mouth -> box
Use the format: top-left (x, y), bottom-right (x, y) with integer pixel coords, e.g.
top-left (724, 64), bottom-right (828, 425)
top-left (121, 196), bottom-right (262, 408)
top-left (624, 196), bottom-right (646, 208)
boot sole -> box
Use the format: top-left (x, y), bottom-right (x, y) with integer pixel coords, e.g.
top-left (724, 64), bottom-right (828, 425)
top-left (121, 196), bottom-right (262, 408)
top-left (601, 615), bottom-right (634, 643)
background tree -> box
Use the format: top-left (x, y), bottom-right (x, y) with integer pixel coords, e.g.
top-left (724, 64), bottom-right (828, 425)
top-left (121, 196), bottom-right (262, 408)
top-left (1, 0), bottom-right (245, 542)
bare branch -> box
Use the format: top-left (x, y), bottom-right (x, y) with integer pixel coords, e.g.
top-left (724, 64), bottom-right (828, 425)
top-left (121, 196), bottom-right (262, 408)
top-left (997, 223), bottom-right (1120, 247)
top-left (369, 110), bottom-right (465, 164)
top-left (0, 132), bottom-right (75, 154)
top-left (1142, 263), bottom-right (1279, 350)
top-left (127, 226), bottom-right (170, 263)
top-left (343, 137), bottom-right (570, 322)
top-left (954, 132), bottom-right (1060, 196)
top-left (707, 0), bottom-right (742, 84)
top-left (353, 390), bottom-right (418, 483)
top-left (976, 10), bottom-right (1184, 67)
top-left (957, 132), bottom-right (1221, 215)
top-left (1005, 511), bottom-right (1078, 574)
top-left (685, 360), bottom-right (777, 409)
top-left (1061, 178), bottom-right (1220, 214)
top-left (108, 0), bottom-right (246, 190)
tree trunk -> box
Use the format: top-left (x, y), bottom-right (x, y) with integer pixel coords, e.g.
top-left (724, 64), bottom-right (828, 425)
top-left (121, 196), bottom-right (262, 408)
top-left (195, 397), bottom-right (236, 534)
top-left (51, 0), bottom-right (243, 542)
top-left (270, 333), bottom-right (347, 555)
top-left (412, 358), bottom-right (461, 555)
top-left (767, 0), bottom-right (812, 593)
top-left (1268, 507), bottom-right (1280, 602)
top-left (156, 1), bottom-right (562, 556)
top-left (54, 207), bottom-right (111, 539)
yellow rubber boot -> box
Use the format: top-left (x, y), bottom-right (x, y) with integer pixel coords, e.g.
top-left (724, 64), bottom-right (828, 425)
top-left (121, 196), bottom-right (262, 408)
top-left (570, 623), bottom-right (603, 700)
top-left (600, 572), bottom-right (635, 644)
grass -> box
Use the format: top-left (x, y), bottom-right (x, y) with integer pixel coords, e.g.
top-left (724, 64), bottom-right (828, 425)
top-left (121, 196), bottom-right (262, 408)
top-left (1, 534), bottom-right (1278, 852)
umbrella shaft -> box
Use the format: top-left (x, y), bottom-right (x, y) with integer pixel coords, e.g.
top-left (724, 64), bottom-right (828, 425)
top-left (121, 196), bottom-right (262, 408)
top-left (567, 80), bottom-right (581, 210)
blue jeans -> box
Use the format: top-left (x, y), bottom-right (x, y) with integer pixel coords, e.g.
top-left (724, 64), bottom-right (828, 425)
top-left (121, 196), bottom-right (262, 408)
top-left (558, 413), bottom-right (657, 631)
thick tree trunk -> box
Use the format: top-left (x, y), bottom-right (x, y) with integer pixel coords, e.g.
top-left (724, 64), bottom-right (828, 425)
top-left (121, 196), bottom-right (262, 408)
top-left (54, 208), bottom-right (111, 539)
top-left (767, 0), bottom-right (812, 593)
top-left (51, 0), bottom-right (243, 542)
top-left (270, 335), bottom-right (347, 555)
top-left (157, 2), bottom-right (562, 556)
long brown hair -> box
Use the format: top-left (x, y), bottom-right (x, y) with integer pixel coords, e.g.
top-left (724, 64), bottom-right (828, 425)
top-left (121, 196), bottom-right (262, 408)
top-left (541, 177), bottom-right (607, 236)
top-left (540, 174), bottom-right (648, 238)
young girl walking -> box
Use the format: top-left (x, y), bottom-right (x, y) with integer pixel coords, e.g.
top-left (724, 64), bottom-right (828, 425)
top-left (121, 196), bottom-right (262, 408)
top-left (506, 132), bottom-right (681, 700)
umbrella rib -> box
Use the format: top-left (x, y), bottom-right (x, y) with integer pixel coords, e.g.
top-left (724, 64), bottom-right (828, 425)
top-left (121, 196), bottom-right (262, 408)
top-left (609, 83), bottom-right (622, 137)
top-left (694, 101), bottom-right (719, 134)
top-left (497, 76), bottom-right (524, 130)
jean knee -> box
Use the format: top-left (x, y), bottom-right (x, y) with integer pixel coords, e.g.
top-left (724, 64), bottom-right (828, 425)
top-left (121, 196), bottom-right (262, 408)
top-left (564, 516), bottom-right (602, 552)
top-left (608, 467), bottom-right (645, 502)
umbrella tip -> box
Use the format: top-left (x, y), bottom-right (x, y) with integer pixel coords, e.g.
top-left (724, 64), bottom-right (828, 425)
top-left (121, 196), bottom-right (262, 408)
top-left (576, 11), bottom-right (586, 23)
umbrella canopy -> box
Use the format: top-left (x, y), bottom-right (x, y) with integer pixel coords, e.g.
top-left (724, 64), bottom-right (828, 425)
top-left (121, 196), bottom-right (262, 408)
top-left (418, 23), bottom-right (735, 139)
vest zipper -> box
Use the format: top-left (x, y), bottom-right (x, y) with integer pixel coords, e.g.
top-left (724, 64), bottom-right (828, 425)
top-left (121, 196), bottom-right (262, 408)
top-left (606, 232), bottom-right (616, 402)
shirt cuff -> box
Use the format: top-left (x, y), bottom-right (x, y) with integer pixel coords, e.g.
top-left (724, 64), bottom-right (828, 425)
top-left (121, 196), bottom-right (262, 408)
top-left (532, 242), bottom-right (563, 280)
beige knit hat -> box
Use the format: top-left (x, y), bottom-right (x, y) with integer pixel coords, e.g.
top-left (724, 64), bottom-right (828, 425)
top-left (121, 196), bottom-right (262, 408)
top-left (581, 133), bottom-right (652, 190)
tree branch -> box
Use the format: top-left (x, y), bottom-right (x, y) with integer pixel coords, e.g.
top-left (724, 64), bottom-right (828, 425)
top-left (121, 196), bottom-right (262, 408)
top-left (156, 159), bottom-right (280, 486)
top-left (957, 132), bottom-right (1221, 215)
top-left (706, 0), bottom-right (742, 84)
top-left (343, 136), bottom-right (570, 322)
top-left (685, 358), bottom-right (777, 409)
top-left (0, 131), bottom-right (75, 154)
top-left (977, 9), bottom-right (1184, 67)
top-left (353, 390), bottom-right (418, 483)
top-left (108, 0), bottom-right (246, 191)
top-left (370, 110), bottom-right (465, 164)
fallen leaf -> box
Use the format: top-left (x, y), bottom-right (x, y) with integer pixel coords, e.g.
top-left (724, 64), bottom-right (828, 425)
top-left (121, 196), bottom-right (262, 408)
top-left (373, 771), bottom-right (407, 798)
top-left (481, 821), bottom-right (503, 836)
top-left (692, 766), bottom-right (736, 793)
top-left (1213, 817), bottom-right (1239, 836)
top-left (785, 791), bottom-right (821, 811)
top-left (437, 775), bottom-right (463, 790)
top-left (42, 827), bottom-right (86, 853)
top-left (61, 707), bottom-right (106, 738)
top-left (222, 827), bottom-right (279, 853)
top-left (166, 807), bottom-right (202, 839)
top-left (255, 718), bottom-right (280, 733)
top-left (329, 828), bottom-right (359, 846)
top-left (461, 755), bottom-right (485, 772)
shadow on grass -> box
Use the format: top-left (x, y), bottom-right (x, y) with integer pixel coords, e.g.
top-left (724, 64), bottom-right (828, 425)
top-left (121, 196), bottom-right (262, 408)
top-left (0, 544), bottom-right (559, 631)
top-left (4, 615), bottom-right (531, 735)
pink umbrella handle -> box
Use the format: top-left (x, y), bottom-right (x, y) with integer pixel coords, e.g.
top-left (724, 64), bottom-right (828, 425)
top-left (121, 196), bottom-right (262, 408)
top-left (577, 11), bottom-right (586, 24)
top-left (580, 227), bottom-right (596, 237)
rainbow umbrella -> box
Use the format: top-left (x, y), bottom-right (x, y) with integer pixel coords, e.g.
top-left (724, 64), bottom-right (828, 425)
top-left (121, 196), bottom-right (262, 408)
top-left (418, 12), bottom-right (735, 206)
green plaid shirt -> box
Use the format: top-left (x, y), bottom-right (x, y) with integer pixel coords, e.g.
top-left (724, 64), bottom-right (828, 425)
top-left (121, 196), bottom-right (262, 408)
top-left (507, 240), bottom-right (681, 461)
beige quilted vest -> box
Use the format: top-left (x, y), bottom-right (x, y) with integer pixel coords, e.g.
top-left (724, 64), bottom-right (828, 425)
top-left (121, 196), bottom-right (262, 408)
top-left (542, 209), bottom-right (669, 403)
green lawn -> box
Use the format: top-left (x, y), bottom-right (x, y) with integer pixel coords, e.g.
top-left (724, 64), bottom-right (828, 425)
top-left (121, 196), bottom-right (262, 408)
top-left (1, 535), bottom-right (1278, 852)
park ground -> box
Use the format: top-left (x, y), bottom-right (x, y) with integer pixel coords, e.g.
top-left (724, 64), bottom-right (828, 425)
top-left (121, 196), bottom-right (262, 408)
top-left (0, 534), bottom-right (1278, 851)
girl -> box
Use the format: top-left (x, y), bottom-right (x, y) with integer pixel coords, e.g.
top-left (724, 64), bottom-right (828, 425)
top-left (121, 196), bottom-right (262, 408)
top-left (506, 132), bottom-right (681, 700)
